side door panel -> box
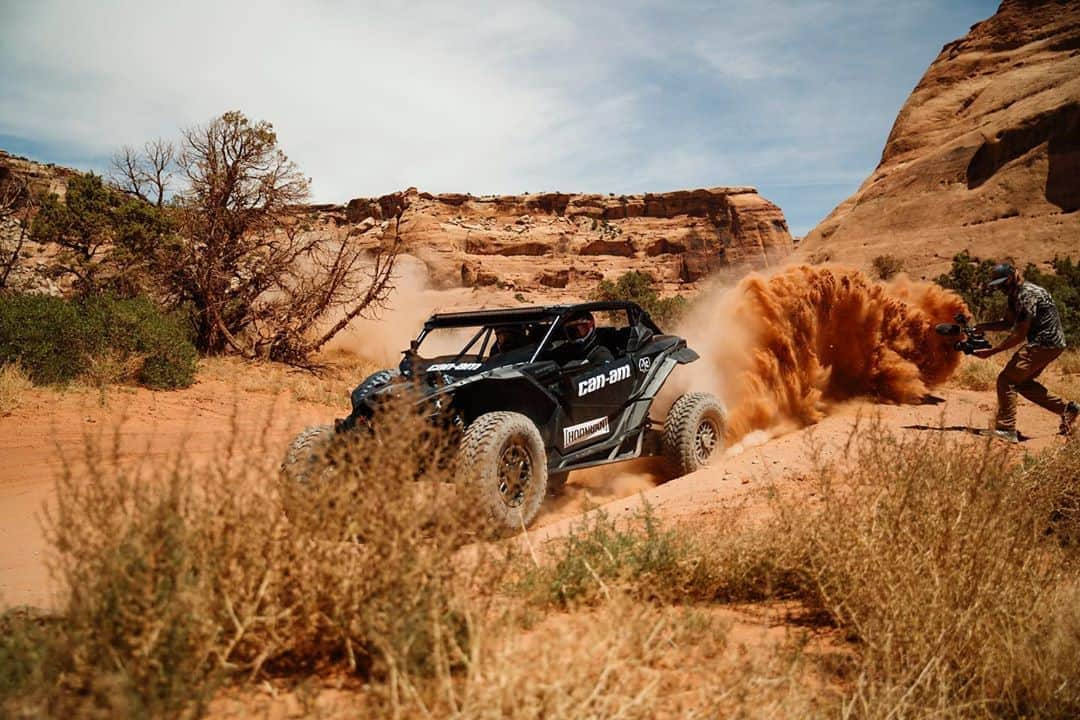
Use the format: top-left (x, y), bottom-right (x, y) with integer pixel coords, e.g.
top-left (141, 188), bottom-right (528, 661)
top-left (557, 357), bottom-right (638, 452)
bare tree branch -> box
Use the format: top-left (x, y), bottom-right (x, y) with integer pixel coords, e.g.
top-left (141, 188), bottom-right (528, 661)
top-left (110, 140), bottom-right (174, 206)
top-left (60, 111), bottom-right (405, 364)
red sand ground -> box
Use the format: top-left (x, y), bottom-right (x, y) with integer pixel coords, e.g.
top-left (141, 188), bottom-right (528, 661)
top-left (0, 376), bottom-right (1065, 611)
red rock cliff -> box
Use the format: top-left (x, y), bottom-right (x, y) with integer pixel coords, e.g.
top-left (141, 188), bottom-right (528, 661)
top-left (332, 186), bottom-right (792, 293)
top-left (796, 0), bottom-right (1080, 277)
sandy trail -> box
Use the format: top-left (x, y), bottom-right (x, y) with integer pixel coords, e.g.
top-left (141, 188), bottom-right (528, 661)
top-left (2, 378), bottom-right (1065, 610)
top-left (0, 382), bottom-right (330, 609)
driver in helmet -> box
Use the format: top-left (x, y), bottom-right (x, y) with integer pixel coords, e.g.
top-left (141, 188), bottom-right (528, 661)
top-left (493, 326), bottom-right (528, 354)
top-left (560, 311), bottom-right (613, 365)
top-left (489, 324), bottom-right (538, 365)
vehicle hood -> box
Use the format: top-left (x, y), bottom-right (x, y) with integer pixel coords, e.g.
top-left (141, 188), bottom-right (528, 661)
top-left (348, 356), bottom-right (546, 414)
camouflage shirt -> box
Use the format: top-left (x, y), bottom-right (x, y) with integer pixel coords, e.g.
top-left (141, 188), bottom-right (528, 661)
top-left (1008, 281), bottom-right (1067, 349)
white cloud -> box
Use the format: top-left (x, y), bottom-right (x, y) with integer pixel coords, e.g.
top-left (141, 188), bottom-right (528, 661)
top-left (0, 0), bottom-right (998, 233)
top-left (1, 0), bottom-right (597, 198)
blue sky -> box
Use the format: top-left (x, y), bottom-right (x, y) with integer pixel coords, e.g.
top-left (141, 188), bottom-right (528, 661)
top-left (0, 0), bottom-right (998, 235)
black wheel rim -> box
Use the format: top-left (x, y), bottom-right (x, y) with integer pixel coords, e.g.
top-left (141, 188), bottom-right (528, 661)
top-left (694, 418), bottom-right (720, 465)
top-left (497, 439), bottom-right (532, 508)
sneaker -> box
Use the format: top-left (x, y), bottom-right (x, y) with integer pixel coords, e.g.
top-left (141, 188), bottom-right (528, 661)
top-left (991, 428), bottom-right (1019, 443)
top-left (1061, 402), bottom-right (1080, 437)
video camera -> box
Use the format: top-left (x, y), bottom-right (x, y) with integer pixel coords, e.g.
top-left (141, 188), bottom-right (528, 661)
top-left (934, 314), bottom-right (992, 355)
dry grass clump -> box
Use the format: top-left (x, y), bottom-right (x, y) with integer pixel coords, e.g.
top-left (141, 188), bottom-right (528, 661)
top-left (0, 361), bottom-right (32, 415)
top-left (1058, 348), bottom-right (1080, 375)
top-left (1, 398), bottom-right (497, 717)
top-left (199, 351), bottom-right (380, 409)
top-left (351, 599), bottom-right (824, 719)
top-left (516, 504), bottom-right (802, 610)
top-left (81, 349), bottom-right (146, 389)
top-left (778, 423), bottom-right (1080, 717)
top-left (951, 355), bottom-right (999, 391)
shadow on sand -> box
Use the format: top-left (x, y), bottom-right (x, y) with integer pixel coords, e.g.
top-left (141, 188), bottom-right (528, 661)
top-left (902, 424), bottom-right (1031, 442)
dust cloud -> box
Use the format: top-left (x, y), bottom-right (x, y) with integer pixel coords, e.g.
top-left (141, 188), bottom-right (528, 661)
top-left (673, 264), bottom-right (966, 442)
top-left (323, 255), bottom-right (479, 366)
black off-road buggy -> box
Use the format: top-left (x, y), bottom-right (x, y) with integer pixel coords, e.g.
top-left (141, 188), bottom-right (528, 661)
top-left (282, 301), bottom-right (726, 531)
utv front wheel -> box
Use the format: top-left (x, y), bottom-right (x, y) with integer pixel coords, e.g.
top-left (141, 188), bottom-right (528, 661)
top-left (458, 412), bottom-right (548, 532)
top-left (281, 424), bottom-right (336, 485)
top-left (663, 393), bottom-right (727, 476)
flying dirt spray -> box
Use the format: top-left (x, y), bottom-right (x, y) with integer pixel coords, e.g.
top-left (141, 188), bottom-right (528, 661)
top-left (672, 264), bottom-right (967, 442)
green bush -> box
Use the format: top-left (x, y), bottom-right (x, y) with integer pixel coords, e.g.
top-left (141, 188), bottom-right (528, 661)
top-left (83, 295), bottom-right (198, 389)
top-left (30, 173), bottom-right (175, 297)
top-left (593, 271), bottom-right (689, 327)
top-left (936, 251), bottom-right (1080, 345)
top-left (0, 294), bottom-right (88, 384)
top-left (871, 254), bottom-right (904, 280)
top-left (0, 294), bottom-right (197, 389)
top-left (1026, 257), bottom-right (1080, 347)
top-left (934, 250), bottom-right (1007, 321)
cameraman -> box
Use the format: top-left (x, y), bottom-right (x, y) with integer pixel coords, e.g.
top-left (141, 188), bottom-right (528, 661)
top-left (972, 263), bottom-right (1078, 441)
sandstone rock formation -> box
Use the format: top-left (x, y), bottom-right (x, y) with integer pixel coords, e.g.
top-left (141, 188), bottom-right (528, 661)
top-left (797, 0), bottom-right (1080, 278)
top-left (0, 151), bottom-right (76, 294)
top-left (1, 147), bottom-right (793, 300)
top-left (0, 150), bottom-right (75, 202)
top-left (333, 186), bottom-right (792, 296)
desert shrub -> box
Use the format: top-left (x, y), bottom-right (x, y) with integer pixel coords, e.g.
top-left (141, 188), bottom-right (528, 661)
top-left (0, 361), bottom-right (32, 415)
top-left (517, 506), bottom-right (694, 607)
top-left (593, 270), bottom-right (689, 327)
top-left (84, 295), bottom-right (198, 389)
top-left (6, 395), bottom-right (1079, 717)
top-left (936, 252), bottom-right (1080, 344)
top-left (777, 421), bottom-right (1080, 717)
top-left (934, 250), bottom-right (1008, 321)
top-left (871, 254), bottom-right (904, 280)
top-left (0, 294), bottom-right (196, 389)
top-left (30, 173), bottom-right (174, 297)
top-left (520, 423), bottom-right (1080, 716)
top-left (1, 398), bottom-right (497, 717)
top-left (1025, 256), bottom-right (1080, 347)
top-left (0, 294), bottom-right (89, 383)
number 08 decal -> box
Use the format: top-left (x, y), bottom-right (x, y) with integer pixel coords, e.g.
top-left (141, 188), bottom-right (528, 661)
top-left (577, 363), bottom-right (631, 397)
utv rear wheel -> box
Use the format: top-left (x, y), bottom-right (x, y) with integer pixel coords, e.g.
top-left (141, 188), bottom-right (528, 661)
top-left (663, 393), bottom-right (726, 476)
top-left (281, 424), bottom-right (336, 485)
top-left (458, 412), bottom-right (548, 532)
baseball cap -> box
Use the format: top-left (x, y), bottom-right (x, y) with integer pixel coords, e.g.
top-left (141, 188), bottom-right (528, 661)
top-left (987, 263), bottom-right (1014, 288)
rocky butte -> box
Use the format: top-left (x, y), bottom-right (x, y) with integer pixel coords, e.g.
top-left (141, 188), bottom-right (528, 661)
top-left (315, 186), bottom-right (792, 295)
top-left (797, 0), bottom-right (1080, 278)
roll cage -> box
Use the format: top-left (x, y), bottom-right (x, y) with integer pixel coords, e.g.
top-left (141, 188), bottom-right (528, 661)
top-left (407, 302), bottom-right (663, 367)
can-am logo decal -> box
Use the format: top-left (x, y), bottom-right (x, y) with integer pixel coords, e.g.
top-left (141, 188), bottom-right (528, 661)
top-left (638, 357), bottom-right (651, 372)
top-left (577, 363), bottom-right (631, 396)
top-left (563, 416), bottom-right (610, 448)
top-left (427, 362), bottom-right (482, 372)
